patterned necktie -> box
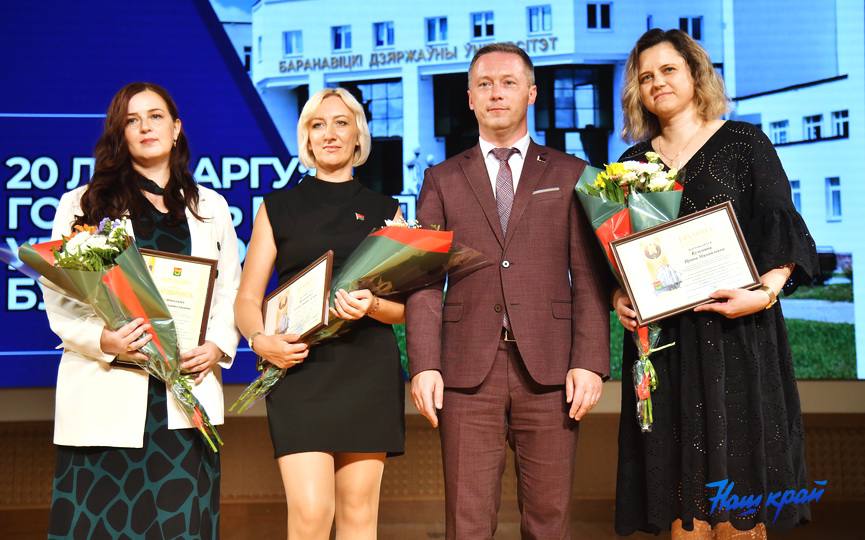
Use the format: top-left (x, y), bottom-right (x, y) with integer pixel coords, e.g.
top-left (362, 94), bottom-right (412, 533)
top-left (491, 147), bottom-right (518, 330)
top-left (491, 147), bottom-right (519, 235)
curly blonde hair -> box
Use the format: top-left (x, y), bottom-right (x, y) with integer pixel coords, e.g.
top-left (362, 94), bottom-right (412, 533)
top-left (621, 29), bottom-right (729, 143)
top-left (297, 88), bottom-right (371, 169)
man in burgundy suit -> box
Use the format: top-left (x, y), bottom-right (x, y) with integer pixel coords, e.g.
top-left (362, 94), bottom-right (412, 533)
top-left (406, 43), bottom-right (611, 539)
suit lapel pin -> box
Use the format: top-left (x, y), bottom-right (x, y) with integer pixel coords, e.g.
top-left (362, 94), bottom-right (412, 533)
top-left (355, 212), bottom-right (365, 221)
top-left (537, 155), bottom-right (547, 162)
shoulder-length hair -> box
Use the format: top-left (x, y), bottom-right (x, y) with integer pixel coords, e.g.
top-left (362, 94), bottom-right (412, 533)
top-left (75, 82), bottom-right (201, 226)
top-left (297, 88), bottom-right (371, 170)
top-left (621, 29), bottom-right (729, 143)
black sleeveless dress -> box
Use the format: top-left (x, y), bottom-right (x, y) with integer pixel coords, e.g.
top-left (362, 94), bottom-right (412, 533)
top-left (49, 198), bottom-right (219, 540)
top-left (264, 176), bottom-right (405, 457)
top-left (614, 121), bottom-right (819, 534)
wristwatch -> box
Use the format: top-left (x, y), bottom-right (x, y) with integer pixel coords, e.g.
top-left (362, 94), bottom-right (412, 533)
top-left (758, 285), bottom-right (778, 310)
top-left (248, 331), bottom-right (263, 353)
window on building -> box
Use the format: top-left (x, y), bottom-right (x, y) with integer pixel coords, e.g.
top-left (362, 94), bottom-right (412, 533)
top-left (789, 179), bottom-right (802, 212)
top-left (554, 74), bottom-right (599, 129)
top-left (587, 2), bottom-right (611, 30)
top-left (471, 11), bottom-right (494, 39)
top-left (528, 5), bottom-right (552, 34)
top-left (679, 16), bottom-right (703, 40)
top-left (357, 81), bottom-right (403, 138)
top-left (825, 177), bottom-right (841, 221)
top-left (832, 110), bottom-right (849, 138)
top-left (331, 25), bottom-right (352, 51)
top-left (257, 35), bottom-right (263, 63)
top-left (426, 16), bottom-right (448, 43)
top-left (243, 46), bottom-right (252, 72)
top-left (373, 21), bottom-right (394, 48)
top-left (769, 120), bottom-right (789, 144)
top-left (283, 30), bottom-right (302, 56)
top-left (804, 114), bottom-right (822, 140)
top-left (565, 132), bottom-right (587, 161)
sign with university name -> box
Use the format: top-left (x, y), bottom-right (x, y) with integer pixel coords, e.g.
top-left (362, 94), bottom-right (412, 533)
top-left (279, 35), bottom-right (560, 74)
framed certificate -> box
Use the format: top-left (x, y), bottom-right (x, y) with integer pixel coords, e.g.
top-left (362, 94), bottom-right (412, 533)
top-left (610, 201), bottom-right (761, 325)
top-left (262, 250), bottom-right (333, 342)
top-left (140, 249), bottom-right (218, 352)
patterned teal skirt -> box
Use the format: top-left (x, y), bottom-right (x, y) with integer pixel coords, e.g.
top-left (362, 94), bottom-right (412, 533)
top-left (48, 376), bottom-right (220, 539)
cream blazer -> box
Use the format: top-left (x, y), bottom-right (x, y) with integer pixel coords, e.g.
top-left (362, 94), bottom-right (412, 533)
top-left (45, 185), bottom-right (241, 448)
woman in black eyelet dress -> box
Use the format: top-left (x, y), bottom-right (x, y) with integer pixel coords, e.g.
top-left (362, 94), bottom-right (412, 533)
top-left (614, 120), bottom-right (819, 535)
top-left (263, 175), bottom-right (405, 457)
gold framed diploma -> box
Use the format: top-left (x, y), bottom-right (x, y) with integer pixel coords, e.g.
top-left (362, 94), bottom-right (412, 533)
top-left (139, 249), bottom-right (218, 352)
top-left (262, 250), bottom-right (333, 341)
top-left (610, 201), bottom-right (761, 325)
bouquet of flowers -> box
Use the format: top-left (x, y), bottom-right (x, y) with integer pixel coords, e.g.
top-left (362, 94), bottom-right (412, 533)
top-left (577, 152), bottom-right (683, 274)
top-left (229, 219), bottom-right (490, 414)
top-left (576, 152), bottom-right (682, 432)
top-left (15, 218), bottom-right (223, 452)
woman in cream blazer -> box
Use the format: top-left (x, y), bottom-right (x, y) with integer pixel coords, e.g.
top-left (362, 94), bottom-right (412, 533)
top-left (46, 82), bottom-right (240, 540)
top-left (46, 183), bottom-right (240, 447)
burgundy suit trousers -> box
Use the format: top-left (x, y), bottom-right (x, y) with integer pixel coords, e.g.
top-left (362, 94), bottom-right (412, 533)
top-left (439, 340), bottom-right (579, 539)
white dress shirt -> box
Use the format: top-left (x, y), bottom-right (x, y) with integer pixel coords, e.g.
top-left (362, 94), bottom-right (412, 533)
top-left (479, 132), bottom-right (532, 197)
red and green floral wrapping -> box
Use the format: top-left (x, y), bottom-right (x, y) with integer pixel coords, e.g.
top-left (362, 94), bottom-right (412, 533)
top-left (574, 164), bottom-right (683, 433)
top-left (18, 238), bottom-right (223, 452)
top-left (575, 165), bottom-right (684, 276)
top-left (229, 225), bottom-right (490, 414)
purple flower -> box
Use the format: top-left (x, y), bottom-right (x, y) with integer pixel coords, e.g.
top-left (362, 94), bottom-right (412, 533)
top-left (98, 217), bottom-right (111, 232)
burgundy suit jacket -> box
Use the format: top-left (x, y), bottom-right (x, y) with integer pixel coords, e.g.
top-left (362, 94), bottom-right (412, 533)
top-left (406, 141), bottom-right (611, 388)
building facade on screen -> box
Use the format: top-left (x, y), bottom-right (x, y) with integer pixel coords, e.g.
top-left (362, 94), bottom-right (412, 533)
top-left (248, 0), bottom-right (727, 200)
top-left (729, 0), bottom-right (864, 377)
top-left (220, 0), bottom-right (863, 374)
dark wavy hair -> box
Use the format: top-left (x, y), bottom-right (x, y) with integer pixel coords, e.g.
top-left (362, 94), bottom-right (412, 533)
top-left (75, 82), bottom-right (201, 226)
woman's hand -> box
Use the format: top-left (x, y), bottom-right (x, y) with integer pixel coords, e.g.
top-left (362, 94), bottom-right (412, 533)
top-left (254, 333), bottom-right (309, 369)
top-left (613, 288), bottom-right (637, 331)
top-left (693, 288), bottom-right (772, 319)
top-left (180, 341), bottom-right (226, 385)
top-left (101, 318), bottom-right (151, 363)
top-left (330, 288), bottom-right (375, 320)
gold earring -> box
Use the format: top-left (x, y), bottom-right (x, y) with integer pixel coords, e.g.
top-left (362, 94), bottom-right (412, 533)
top-left (173, 139), bottom-right (177, 148)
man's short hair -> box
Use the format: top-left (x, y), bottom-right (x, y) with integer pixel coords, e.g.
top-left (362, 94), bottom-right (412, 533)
top-left (468, 42), bottom-right (535, 86)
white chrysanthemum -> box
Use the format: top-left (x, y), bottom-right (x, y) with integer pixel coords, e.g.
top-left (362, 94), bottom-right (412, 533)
top-left (85, 235), bottom-right (111, 251)
top-left (648, 174), bottom-right (675, 192)
top-left (64, 231), bottom-right (91, 254)
top-left (625, 161), bottom-right (662, 176)
top-left (642, 162), bottom-right (662, 174)
top-left (384, 218), bottom-right (421, 228)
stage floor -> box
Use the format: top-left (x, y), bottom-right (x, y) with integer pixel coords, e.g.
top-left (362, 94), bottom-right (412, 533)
top-left (1, 407), bottom-right (862, 539)
top-left (1, 502), bottom-right (860, 539)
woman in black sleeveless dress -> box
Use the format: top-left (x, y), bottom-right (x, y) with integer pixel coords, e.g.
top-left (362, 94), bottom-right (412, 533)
top-left (234, 88), bottom-right (405, 539)
top-left (46, 83), bottom-right (240, 539)
top-left (612, 31), bottom-right (818, 539)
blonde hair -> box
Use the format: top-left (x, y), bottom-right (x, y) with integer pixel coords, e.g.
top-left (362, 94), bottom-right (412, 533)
top-left (297, 88), bottom-right (371, 169)
top-left (621, 29), bottom-right (729, 143)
